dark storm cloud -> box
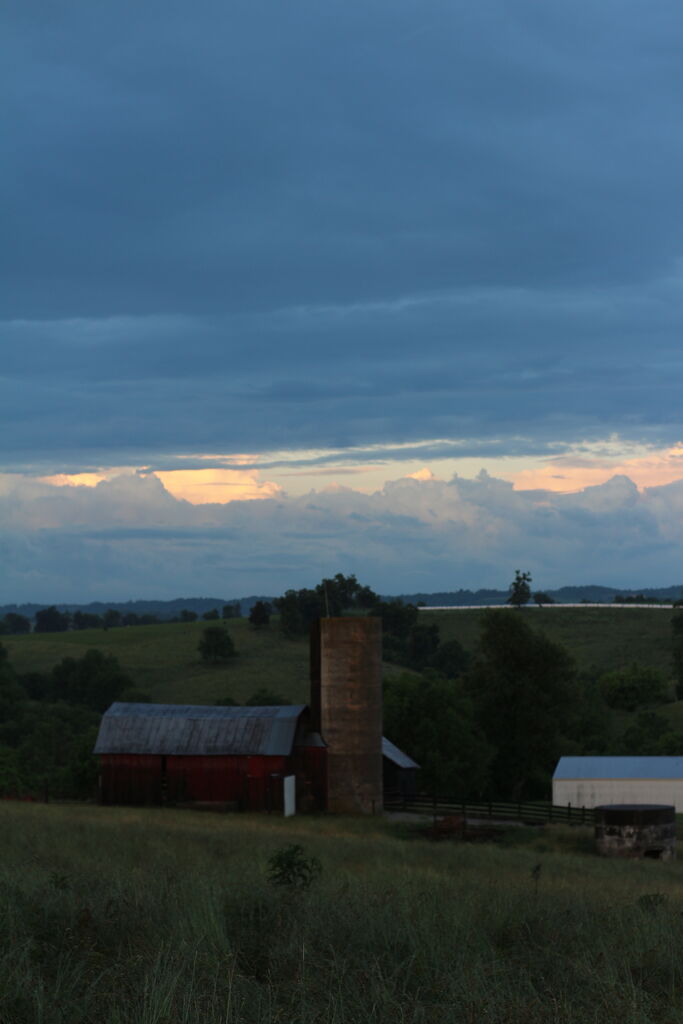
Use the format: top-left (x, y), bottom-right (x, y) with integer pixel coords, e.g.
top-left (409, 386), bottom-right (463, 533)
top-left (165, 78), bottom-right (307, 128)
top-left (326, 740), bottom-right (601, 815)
top-left (3, 0), bottom-right (683, 465)
top-left (3, 276), bottom-right (683, 465)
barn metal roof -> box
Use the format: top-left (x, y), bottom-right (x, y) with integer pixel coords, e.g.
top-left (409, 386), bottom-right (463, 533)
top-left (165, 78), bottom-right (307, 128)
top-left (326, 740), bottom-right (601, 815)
top-left (382, 737), bottom-right (420, 769)
top-left (94, 702), bottom-right (307, 756)
top-left (554, 756), bottom-right (683, 780)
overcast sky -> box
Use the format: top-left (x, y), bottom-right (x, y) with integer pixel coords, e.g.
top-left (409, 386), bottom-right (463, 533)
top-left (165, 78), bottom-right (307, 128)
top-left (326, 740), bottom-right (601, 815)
top-left (3, 1), bottom-right (683, 601)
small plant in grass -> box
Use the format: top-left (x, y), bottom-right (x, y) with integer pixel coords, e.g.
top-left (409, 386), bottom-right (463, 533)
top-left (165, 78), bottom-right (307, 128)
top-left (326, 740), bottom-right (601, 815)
top-left (638, 892), bottom-right (668, 912)
top-left (267, 844), bottom-right (321, 890)
top-left (49, 871), bottom-right (70, 891)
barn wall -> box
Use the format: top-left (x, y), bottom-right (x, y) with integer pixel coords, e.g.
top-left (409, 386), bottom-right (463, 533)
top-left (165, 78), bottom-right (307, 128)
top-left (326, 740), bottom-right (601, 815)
top-left (101, 754), bottom-right (290, 810)
top-left (100, 754), bottom-right (162, 805)
top-left (553, 778), bottom-right (683, 811)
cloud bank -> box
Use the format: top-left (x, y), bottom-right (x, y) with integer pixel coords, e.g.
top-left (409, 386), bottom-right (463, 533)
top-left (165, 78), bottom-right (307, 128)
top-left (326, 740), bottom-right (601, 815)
top-left (2, 471), bottom-right (682, 603)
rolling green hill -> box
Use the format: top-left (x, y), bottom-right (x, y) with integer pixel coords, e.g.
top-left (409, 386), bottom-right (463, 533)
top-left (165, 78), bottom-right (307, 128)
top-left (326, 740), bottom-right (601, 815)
top-left (1, 619), bottom-right (312, 705)
top-left (423, 605), bottom-right (677, 677)
top-left (2, 605), bottom-right (678, 707)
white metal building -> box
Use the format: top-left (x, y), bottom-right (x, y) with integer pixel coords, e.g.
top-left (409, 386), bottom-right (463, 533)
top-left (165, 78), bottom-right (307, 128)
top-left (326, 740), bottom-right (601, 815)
top-left (553, 756), bottom-right (683, 811)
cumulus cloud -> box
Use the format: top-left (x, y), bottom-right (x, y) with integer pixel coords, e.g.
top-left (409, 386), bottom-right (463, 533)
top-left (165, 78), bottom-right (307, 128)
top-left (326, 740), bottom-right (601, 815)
top-left (1, 470), bottom-right (682, 603)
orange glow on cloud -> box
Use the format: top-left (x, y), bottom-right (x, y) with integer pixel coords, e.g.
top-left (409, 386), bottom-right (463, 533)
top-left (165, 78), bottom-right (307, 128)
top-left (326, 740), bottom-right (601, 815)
top-left (511, 444), bottom-right (683, 493)
top-left (40, 466), bottom-right (282, 504)
top-left (155, 468), bottom-right (282, 504)
top-left (41, 471), bottom-right (124, 487)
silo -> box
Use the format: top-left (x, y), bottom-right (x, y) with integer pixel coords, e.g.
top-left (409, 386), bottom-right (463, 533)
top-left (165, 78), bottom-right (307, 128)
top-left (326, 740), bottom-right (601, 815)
top-left (594, 804), bottom-right (676, 860)
top-left (316, 617), bottom-right (383, 814)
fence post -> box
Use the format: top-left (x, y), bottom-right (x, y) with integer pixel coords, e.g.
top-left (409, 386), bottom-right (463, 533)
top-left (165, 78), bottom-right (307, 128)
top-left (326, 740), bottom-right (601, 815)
top-left (567, 802), bottom-right (571, 824)
top-left (582, 805), bottom-right (586, 824)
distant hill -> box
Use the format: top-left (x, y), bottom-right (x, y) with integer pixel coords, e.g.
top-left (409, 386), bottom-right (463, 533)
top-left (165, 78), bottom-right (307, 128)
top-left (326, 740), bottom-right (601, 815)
top-left (394, 585), bottom-right (683, 606)
top-left (2, 584), bottom-right (683, 622)
top-left (0, 595), bottom-right (275, 621)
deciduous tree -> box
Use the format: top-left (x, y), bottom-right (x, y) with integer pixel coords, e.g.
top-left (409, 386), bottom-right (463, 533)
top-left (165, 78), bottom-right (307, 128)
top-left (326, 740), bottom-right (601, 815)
top-left (248, 601), bottom-right (271, 629)
top-left (467, 609), bottom-right (577, 799)
top-left (198, 626), bottom-right (236, 663)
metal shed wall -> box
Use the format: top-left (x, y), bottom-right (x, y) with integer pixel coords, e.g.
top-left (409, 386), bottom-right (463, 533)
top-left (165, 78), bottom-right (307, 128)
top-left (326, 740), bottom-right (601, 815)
top-left (553, 757), bottom-right (683, 811)
top-left (553, 778), bottom-right (683, 811)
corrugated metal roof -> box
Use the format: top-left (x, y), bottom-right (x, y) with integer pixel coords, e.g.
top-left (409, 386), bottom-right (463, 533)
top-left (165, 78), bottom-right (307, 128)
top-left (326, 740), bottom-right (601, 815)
top-left (94, 702), bottom-right (307, 756)
top-left (382, 737), bottom-right (420, 769)
top-left (554, 756), bottom-right (683, 780)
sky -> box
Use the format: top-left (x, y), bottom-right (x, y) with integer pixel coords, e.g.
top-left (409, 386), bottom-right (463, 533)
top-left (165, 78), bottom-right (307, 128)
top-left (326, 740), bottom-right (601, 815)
top-left (3, 0), bottom-right (683, 602)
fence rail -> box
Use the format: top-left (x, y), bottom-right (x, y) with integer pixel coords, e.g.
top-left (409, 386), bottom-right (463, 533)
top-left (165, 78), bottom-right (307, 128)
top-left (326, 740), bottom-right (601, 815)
top-left (384, 793), bottom-right (594, 826)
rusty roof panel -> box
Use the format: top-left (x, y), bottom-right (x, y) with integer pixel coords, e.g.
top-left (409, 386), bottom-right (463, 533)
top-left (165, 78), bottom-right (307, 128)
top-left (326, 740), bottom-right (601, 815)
top-left (94, 703), bottom-right (307, 756)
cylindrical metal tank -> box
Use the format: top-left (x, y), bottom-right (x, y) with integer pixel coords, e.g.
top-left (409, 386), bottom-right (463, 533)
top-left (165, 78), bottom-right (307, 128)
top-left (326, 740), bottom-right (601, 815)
top-left (318, 617), bottom-right (382, 814)
top-left (594, 804), bottom-right (676, 860)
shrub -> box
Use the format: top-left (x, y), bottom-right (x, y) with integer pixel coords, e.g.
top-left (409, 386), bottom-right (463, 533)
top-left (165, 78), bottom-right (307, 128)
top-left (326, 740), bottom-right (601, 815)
top-left (267, 844), bottom-right (321, 890)
top-left (599, 663), bottom-right (671, 711)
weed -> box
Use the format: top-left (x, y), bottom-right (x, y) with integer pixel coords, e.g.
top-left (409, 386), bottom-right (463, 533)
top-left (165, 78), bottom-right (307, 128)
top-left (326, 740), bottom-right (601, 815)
top-left (267, 844), bottom-right (321, 890)
top-left (49, 870), bottom-right (70, 891)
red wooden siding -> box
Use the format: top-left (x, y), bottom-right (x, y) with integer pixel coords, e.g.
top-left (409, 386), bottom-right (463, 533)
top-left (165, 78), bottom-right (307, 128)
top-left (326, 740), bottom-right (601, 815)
top-left (100, 753), bottom-right (291, 809)
top-left (100, 754), bottom-right (162, 805)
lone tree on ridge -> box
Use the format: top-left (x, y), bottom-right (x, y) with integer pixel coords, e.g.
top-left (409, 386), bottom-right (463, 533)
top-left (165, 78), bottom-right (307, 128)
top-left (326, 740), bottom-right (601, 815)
top-left (507, 570), bottom-right (532, 608)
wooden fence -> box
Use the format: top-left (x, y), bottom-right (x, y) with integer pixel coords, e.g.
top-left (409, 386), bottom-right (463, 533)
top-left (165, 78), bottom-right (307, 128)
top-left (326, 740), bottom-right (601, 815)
top-left (384, 793), bottom-right (594, 826)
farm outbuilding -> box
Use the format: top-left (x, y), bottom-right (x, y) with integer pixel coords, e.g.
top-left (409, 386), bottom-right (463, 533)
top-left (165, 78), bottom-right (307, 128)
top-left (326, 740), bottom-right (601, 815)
top-left (553, 757), bottom-right (683, 811)
top-left (382, 737), bottom-right (419, 800)
top-left (95, 702), bottom-right (323, 811)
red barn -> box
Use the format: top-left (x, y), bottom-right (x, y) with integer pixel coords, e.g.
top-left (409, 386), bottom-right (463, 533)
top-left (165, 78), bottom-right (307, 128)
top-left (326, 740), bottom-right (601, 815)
top-left (95, 702), bottom-right (326, 811)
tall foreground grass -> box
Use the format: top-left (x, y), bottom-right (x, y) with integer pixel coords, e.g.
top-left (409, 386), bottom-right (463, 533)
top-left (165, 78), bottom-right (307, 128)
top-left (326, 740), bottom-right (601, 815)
top-left (3, 805), bottom-right (683, 1023)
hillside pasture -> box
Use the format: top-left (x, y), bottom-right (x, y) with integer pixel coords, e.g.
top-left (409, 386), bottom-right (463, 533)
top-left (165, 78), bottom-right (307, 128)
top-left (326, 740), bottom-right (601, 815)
top-left (423, 605), bottom-right (677, 677)
top-left (3, 606), bottom-right (678, 709)
top-left (1, 619), bottom-right (312, 705)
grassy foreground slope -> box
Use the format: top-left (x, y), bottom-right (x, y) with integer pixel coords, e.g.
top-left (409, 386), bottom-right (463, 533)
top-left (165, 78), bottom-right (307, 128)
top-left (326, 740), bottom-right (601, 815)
top-left (3, 802), bottom-right (683, 1024)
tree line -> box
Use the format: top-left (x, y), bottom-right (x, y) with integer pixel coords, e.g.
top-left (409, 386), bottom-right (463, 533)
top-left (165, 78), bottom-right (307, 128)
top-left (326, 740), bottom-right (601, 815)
top-left (0, 602), bottom-right (244, 635)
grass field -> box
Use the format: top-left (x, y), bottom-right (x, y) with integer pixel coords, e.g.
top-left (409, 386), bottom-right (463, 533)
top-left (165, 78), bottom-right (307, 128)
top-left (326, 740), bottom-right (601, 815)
top-left (1, 620), bottom-right (313, 705)
top-left (4, 801), bottom-right (683, 1023)
top-left (424, 605), bottom-right (677, 677)
top-left (2, 606), bottom-right (678, 709)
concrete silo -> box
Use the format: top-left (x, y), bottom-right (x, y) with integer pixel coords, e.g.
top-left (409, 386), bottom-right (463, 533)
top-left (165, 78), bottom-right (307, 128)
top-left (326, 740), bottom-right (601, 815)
top-left (310, 617), bottom-right (383, 814)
